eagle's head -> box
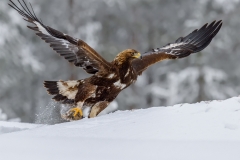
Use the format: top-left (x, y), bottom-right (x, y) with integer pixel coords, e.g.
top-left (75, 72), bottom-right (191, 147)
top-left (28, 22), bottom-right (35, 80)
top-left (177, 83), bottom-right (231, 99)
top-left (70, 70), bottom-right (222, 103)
top-left (113, 49), bottom-right (141, 65)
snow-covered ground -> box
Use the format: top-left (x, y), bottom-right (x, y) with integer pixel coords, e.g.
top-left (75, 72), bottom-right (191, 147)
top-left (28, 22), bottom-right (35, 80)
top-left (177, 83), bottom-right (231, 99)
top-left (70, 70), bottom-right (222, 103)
top-left (1, 97), bottom-right (240, 160)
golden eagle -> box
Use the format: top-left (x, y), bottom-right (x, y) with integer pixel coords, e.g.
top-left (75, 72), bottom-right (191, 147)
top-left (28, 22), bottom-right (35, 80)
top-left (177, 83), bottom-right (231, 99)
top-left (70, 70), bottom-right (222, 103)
top-left (9, 0), bottom-right (222, 121)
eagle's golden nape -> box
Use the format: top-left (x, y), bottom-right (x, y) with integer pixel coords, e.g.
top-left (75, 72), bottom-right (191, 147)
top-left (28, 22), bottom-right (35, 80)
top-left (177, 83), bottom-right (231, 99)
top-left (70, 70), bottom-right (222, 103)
top-left (9, 0), bottom-right (222, 121)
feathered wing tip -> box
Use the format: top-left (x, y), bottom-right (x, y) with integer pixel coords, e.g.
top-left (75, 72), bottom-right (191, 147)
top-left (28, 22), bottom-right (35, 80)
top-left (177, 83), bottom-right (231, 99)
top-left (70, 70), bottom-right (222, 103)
top-left (179, 20), bottom-right (222, 54)
top-left (43, 81), bottom-right (75, 104)
top-left (9, 0), bottom-right (42, 25)
top-left (150, 20), bottom-right (223, 58)
top-left (8, 0), bottom-right (76, 42)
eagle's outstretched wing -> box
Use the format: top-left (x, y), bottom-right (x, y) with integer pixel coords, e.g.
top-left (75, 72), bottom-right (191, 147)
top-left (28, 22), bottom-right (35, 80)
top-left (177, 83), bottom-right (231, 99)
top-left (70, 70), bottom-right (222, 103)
top-left (132, 20), bottom-right (222, 75)
top-left (9, 0), bottom-right (112, 74)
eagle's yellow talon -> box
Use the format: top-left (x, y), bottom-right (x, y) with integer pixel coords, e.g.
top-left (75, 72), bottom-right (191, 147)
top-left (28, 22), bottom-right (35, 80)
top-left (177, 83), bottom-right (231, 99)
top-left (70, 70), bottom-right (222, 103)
top-left (62, 107), bottom-right (83, 121)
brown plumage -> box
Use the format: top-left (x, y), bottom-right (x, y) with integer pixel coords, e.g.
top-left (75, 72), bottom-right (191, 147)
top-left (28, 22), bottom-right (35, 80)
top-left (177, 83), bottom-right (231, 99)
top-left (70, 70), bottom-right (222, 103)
top-left (9, 0), bottom-right (222, 121)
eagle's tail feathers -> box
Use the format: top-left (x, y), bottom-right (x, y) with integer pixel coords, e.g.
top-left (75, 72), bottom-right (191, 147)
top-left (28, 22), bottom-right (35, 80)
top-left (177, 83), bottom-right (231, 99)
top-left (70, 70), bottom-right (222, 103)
top-left (44, 81), bottom-right (59, 95)
top-left (44, 80), bottom-right (79, 104)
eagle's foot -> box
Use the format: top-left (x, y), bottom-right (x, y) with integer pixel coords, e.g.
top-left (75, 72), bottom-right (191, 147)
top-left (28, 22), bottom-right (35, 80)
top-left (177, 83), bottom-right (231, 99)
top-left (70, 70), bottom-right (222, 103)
top-left (61, 107), bottom-right (83, 121)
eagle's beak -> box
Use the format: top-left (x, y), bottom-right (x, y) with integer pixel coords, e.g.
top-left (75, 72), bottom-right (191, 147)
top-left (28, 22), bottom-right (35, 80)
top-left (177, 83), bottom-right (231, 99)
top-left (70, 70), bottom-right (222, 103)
top-left (132, 52), bottom-right (141, 59)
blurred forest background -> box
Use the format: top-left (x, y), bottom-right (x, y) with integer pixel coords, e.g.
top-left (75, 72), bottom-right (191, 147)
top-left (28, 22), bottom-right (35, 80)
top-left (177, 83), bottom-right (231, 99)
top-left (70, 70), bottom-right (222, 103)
top-left (0, 0), bottom-right (240, 123)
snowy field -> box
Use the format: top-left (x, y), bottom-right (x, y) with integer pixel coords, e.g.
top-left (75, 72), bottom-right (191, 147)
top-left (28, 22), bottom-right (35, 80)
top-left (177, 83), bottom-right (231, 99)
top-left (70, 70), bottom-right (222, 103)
top-left (0, 97), bottom-right (240, 160)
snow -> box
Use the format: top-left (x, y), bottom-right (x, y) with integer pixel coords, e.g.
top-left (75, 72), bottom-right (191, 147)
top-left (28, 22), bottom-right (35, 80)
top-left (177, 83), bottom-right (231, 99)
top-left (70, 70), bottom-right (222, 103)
top-left (0, 121), bottom-right (41, 134)
top-left (1, 97), bottom-right (240, 160)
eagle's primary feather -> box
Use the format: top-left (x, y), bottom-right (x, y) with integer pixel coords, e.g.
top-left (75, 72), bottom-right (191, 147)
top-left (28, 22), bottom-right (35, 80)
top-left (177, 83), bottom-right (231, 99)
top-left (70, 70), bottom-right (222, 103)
top-left (9, 0), bottom-right (222, 121)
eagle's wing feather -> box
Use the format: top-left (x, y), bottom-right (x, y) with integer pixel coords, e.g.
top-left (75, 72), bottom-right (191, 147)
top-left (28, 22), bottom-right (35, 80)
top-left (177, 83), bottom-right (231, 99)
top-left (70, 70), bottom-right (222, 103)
top-left (9, 0), bottom-right (112, 74)
top-left (132, 20), bottom-right (222, 75)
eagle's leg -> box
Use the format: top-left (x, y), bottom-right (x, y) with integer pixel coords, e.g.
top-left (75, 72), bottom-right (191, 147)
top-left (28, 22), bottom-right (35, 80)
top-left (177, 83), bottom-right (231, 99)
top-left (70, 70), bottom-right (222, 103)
top-left (61, 106), bottom-right (83, 121)
top-left (89, 101), bottom-right (109, 118)
top-left (62, 84), bottom-right (97, 121)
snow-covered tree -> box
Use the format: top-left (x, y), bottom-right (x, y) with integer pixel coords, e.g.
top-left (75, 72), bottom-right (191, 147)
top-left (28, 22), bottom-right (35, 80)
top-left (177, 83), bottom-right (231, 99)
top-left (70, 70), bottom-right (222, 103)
top-left (0, 108), bottom-right (7, 121)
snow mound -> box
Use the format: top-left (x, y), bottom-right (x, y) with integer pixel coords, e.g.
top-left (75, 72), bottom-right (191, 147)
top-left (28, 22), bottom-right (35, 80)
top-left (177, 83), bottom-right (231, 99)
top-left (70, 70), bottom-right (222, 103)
top-left (0, 121), bottom-right (41, 134)
top-left (0, 97), bottom-right (240, 160)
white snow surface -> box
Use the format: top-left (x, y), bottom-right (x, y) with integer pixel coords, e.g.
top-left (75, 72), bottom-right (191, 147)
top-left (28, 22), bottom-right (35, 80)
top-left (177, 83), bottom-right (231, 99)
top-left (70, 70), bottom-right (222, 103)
top-left (1, 97), bottom-right (240, 160)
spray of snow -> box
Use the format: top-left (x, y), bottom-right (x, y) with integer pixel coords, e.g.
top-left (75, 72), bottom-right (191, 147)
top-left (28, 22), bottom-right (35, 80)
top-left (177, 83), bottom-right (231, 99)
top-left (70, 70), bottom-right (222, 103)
top-left (35, 101), bottom-right (67, 124)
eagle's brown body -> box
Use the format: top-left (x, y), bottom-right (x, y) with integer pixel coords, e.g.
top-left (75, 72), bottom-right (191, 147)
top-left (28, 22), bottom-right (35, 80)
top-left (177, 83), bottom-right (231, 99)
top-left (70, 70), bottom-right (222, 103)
top-left (85, 58), bottom-right (137, 106)
top-left (9, 0), bottom-right (222, 121)
top-left (86, 58), bottom-right (138, 104)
